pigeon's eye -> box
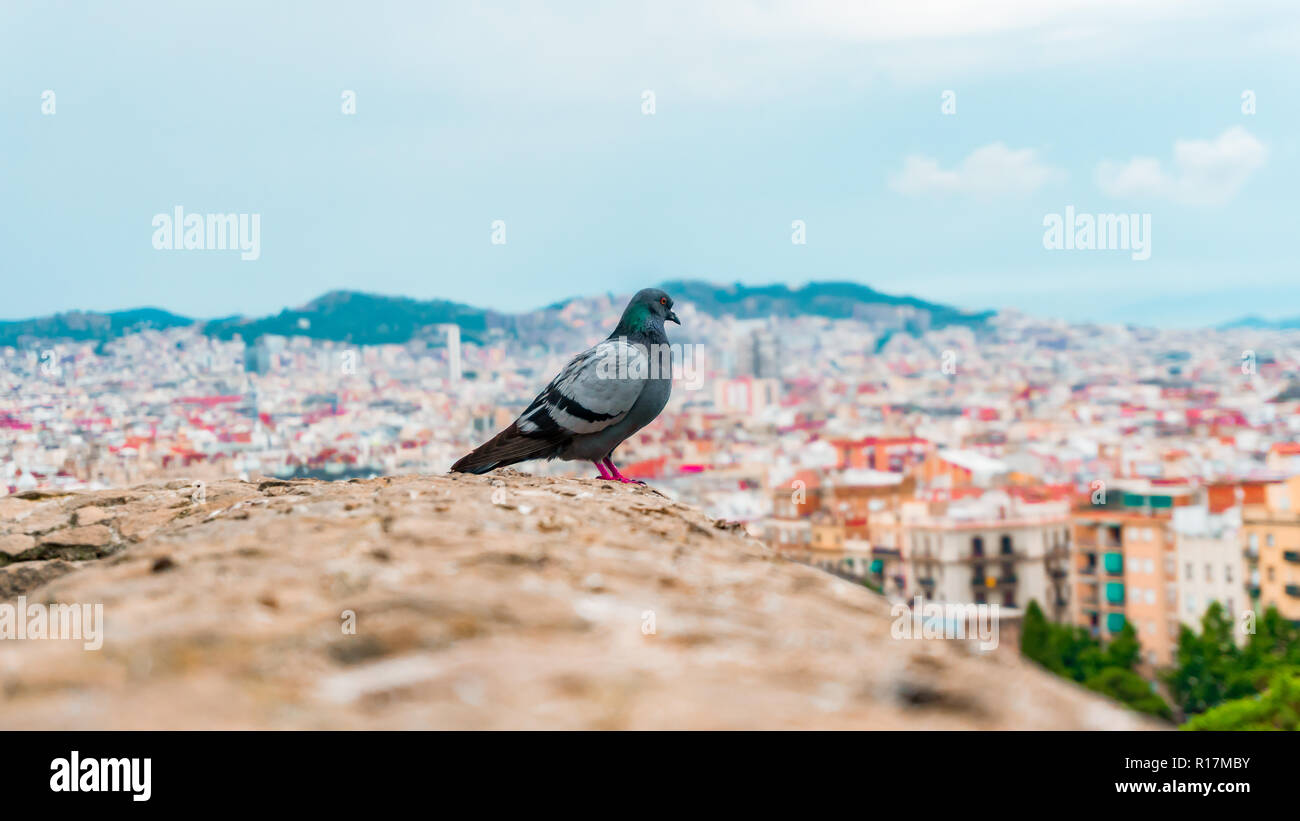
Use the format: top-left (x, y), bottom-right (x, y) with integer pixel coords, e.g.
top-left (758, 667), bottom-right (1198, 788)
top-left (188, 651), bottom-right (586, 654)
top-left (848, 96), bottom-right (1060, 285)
top-left (659, 297), bottom-right (668, 306)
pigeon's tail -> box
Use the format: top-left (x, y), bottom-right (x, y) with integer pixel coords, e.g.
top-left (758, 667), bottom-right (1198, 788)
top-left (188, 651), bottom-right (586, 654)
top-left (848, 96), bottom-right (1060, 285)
top-left (450, 422), bottom-right (568, 475)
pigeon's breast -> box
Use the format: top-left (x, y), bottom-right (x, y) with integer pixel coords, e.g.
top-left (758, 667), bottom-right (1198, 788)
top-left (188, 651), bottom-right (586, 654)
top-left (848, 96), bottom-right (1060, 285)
top-left (625, 373), bottom-right (672, 432)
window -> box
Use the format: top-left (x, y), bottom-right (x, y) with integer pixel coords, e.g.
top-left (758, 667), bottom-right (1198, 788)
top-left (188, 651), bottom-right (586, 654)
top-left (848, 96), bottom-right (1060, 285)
top-left (1225, 565), bottom-right (1233, 583)
top-left (1129, 557), bottom-right (1140, 572)
top-left (1267, 533), bottom-right (1275, 547)
top-left (1144, 559), bottom-right (1154, 574)
top-left (1185, 562), bottom-right (1193, 579)
top-left (1145, 589), bottom-right (1155, 604)
top-left (1000, 535), bottom-right (1013, 555)
top-left (1205, 563), bottom-right (1213, 582)
top-left (1143, 528), bottom-right (1154, 542)
top-left (1249, 533), bottom-right (1259, 550)
top-left (972, 536), bottom-right (984, 557)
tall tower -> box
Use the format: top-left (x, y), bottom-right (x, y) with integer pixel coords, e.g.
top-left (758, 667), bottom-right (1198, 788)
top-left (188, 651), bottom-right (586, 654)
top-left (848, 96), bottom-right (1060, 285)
top-left (444, 324), bottom-right (462, 383)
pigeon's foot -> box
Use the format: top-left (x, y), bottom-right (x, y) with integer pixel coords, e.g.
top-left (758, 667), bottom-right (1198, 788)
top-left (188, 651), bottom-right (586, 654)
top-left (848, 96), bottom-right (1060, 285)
top-left (602, 458), bottom-right (645, 485)
top-left (593, 460), bottom-right (613, 480)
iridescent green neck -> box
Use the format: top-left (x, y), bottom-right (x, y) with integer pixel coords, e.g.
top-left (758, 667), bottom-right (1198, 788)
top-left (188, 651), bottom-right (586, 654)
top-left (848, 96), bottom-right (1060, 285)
top-left (611, 303), bottom-right (654, 337)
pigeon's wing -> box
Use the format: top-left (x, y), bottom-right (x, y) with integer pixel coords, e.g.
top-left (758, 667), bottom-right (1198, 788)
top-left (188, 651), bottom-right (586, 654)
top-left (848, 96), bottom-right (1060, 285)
top-left (450, 339), bottom-right (648, 474)
top-left (517, 338), bottom-right (647, 435)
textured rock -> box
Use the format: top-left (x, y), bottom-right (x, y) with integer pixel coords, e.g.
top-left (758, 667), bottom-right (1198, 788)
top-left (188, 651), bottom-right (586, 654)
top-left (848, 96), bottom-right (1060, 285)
top-left (0, 534), bottom-right (36, 558)
top-left (0, 559), bottom-right (77, 599)
top-left (72, 506), bottom-right (110, 527)
top-left (0, 473), bottom-right (1159, 730)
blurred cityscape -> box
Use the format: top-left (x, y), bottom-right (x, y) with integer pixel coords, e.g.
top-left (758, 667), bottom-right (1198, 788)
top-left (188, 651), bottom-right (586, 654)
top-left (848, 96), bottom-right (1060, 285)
top-left (4, 290), bottom-right (1300, 673)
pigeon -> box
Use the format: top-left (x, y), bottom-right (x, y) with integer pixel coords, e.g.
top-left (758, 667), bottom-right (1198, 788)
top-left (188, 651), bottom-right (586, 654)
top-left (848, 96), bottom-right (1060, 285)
top-left (451, 288), bottom-right (679, 483)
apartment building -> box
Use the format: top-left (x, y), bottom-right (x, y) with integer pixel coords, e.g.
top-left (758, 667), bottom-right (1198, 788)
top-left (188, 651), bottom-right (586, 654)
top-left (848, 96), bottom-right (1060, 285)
top-left (907, 489), bottom-right (1071, 618)
top-left (1171, 504), bottom-right (1249, 639)
top-left (1071, 515), bottom-right (1169, 669)
top-left (827, 436), bottom-right (933, 474)
top-left (763, 469), bottom-right (915, 594)
top-left (1242, 475), bottom-right (1300, 624)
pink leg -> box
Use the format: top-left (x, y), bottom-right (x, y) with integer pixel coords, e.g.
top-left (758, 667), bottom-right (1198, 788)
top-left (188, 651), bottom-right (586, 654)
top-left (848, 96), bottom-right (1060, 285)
top-left (603, 457), bottom-right (644, 485)
top-left (593, 460), bottom-right (615, 480)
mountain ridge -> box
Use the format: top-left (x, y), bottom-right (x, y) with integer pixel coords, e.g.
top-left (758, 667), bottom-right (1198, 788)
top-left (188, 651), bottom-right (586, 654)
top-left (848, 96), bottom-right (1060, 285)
top-left (0, 279), bottom-right (989, 347)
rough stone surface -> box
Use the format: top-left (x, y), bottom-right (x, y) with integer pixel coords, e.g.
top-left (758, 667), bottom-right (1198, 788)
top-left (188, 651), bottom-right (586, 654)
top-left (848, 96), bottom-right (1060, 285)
top-left (0, 534), bottom-right (36, 558)
top-left (0, 473), bottom-right (1159, 730)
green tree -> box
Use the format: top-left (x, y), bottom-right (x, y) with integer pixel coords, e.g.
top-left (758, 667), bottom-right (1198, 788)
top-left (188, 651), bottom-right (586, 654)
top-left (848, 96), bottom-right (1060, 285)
top-left (1084, 667), bottom-right (1173, 721)
top-left (1104, 622), bottom-right (1141, 671)
top-left (1164, 604), bottom-right (1241, 716)
top-left (1051, 625), bottom-right (1105, 682)
top-left (1241, 606), bottom-right (1300, 671)
top-left (1183, 670), bottom-right (1300, 730)
top-left (1020, 600), bottom-right (1053, 667)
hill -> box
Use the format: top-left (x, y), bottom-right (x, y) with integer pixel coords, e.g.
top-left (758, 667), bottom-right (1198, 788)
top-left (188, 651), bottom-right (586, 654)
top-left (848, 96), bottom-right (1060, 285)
top-left (1218, 315), bottom-right (1300, 331)
top-left (0, 307), bottom-right (193, 348)
top-left (202, 290), bottom-right (506, 346)
top-left (0, 472), bottom-right (1155, 729)
top-left (659, 280), bottom-right (994, 329)
top-left (0, 280), bottom-right (992, 347)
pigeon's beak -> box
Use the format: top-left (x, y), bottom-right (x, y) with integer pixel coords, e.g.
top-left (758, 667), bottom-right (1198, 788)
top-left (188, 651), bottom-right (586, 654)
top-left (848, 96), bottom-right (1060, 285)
top-left (667, 310), bottom-right (680, 325)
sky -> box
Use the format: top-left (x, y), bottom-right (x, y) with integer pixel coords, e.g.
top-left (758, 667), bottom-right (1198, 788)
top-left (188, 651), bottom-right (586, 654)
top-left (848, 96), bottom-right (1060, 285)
top-left (1, 0), bottom-right (1297, 327)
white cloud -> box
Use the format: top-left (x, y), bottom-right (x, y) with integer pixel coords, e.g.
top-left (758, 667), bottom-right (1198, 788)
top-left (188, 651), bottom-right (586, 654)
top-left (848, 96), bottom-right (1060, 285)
top-left (1096, 127), bottom-right (1268, 205)
top-left (717, 0), bottom-right (1188, 41)
top-left (889, 143), bottom-right (1065, 198)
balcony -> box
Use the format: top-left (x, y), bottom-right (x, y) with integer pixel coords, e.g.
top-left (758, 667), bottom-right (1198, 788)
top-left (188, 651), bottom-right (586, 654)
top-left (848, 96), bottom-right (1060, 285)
top-left (1284, 551), bottom-right (1300, 564)
top-left (972, 574), bottom-right (1017, 588)
top-left (1104, 582), bottom-right (1125, 606)
top-left (1287, 585), bottom-right (1300, 599)
top-left (1102, 552), bottom-right (1124, 576)
top-left (1075, 533), bottom-right (1121, 551)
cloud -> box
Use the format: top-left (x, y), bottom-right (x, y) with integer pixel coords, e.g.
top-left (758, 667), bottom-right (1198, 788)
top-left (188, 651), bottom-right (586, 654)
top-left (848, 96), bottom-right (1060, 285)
top-left (1095, 126), bottom-right (1268, 205)
top-left (889, 143), bottom-right (1065, 198)
top-left (717, 0), bottom-right (1187, 41)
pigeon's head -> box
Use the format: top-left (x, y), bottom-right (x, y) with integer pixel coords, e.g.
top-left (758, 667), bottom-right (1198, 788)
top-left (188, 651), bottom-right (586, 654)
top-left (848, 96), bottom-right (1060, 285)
top-left (616, 288), bottom-right (680, 335)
